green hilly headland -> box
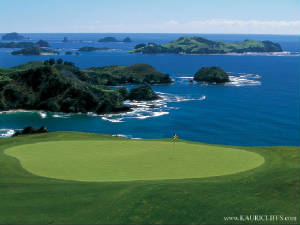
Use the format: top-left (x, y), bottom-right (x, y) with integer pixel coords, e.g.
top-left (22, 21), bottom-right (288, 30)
top-left (132, 36), bottom-right (283, 54)
top-left (0, 59), bottom-right (171, 114)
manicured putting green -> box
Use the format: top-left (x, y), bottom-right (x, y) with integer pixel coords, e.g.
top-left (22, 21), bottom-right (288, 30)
top-left (5, 140), bottom-right (264, 182)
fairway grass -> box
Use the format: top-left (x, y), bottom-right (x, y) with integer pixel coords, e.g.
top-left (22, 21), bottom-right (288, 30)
top-left (0, 132), bottom-right (299, 224)
top-left (5, 140), bottom-right (264, 182)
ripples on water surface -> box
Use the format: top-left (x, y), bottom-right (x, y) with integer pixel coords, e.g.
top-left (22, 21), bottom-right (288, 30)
top-left (0, 33), bottom-right (299, 145)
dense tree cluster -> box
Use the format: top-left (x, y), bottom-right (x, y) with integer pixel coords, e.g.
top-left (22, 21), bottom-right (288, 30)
top-left (194, 67), bottom-right (230, 83)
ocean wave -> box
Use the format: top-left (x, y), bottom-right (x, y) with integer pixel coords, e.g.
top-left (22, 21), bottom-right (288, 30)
top-left (52, 113), bottom-right (70, 118)
top-left (39, 111), bottom-right (47, 118)
top-left (101, 117), bottom-right (124, 123)
top-left (0, 129), bottom-right (15, 137)
top-left (177, 76), bottom-right (194, 79)
top-left (227, 73), bottom-right (262, 87)
top-left (101, 93), bottom-right (206, 123)
top-left (112, 134), bottom-right (142, 139)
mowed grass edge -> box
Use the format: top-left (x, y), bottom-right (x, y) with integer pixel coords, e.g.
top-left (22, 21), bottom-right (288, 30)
top-left (4, 140), bottom-right (264, 182)
top-left (0, 132), bottom-right (299, 224)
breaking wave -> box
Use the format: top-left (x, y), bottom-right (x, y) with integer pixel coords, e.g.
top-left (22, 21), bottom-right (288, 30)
top-left (112, 134), bottom-right (142, 139)
top-left (227, 72), bottom-right (262, 86)
top-left (0, 129), bottom-right (15, 137)
top-left (101, 92), bottom-right (206, 123)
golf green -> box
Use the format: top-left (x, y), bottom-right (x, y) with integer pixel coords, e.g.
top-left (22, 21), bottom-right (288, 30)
top-left (5, 140), bottom-right (264, 182)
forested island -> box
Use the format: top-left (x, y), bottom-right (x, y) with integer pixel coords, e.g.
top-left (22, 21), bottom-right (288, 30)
top-left (1, 32), bottom-right (26, 40)
top-left (0, 40), bottom-right (50, 48)
top-left (132, 36), bottom-right (283, 54)
top-left (98, 37), bottom-right (132, 43)
top-left (193, 66), bottom-right (230, 83)
top-left (78, 46), bottom-right (110, 52)
top-left (0, 59), bottom-right (170, 114)
top-left (0, 40), bottom-right (55, 55)
top-left (11, 47), bottom-right (59, 56)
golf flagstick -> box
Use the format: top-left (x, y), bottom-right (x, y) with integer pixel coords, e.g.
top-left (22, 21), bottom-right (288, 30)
top-left (171, 134), bottom-right (178, 158)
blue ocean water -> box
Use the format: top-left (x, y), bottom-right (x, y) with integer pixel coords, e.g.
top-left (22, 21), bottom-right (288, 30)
top-left (0, 33), bottom-right (299, 146)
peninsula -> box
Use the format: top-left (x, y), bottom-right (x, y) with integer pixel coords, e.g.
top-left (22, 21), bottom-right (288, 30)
top-left (132, 36), bottom-right (283, 54)
top-left (0, 59), bottom-right (170, 114)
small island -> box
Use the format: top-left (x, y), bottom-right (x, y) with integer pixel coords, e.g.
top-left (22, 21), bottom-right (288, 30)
top-left (98, 37), bottom-right (119, 42)
top-left (1, 32), bottom-right (26, 40)
top-left (123, 37), bottom-right (132, 43)
top-left (193, 66), bottom-right (230, 83)
top-left (0, 40), bottom-right (50, 48)
top-left (0, 59), bottom-right (170, 114)
top-left (98, 36), bottom-right (132, 43)
top-left (78, 46), bottom-right (110, 52)
top-left (132, 36), bottom-right (283, 54)
top-left (36, 40), bottom-right (50, 47)
top-left (11, 47), bottom-right (59, 56)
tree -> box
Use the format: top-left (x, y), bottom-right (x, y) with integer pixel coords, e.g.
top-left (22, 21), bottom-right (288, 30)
top-left (48, 58), bottom-right (55, 65)
top-left (57, 58), bottom-right (63, 64)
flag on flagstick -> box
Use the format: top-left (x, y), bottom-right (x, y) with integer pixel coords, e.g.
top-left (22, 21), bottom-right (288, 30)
top-left (173, 134), bottom-right (178, 141)
top-left (171, 134), bottom-right (179, 159)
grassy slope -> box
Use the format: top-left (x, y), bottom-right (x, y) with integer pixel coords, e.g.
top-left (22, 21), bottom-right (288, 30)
top-left (4, 140), bottom-right (264, 182)
top-left (0, 132), bottom-right (299, 224)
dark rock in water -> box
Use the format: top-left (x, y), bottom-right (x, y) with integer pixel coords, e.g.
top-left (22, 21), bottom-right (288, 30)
top-left (65, 51), bottom-right (73, 55)
top-left (194, 66), bottom-right (230, 84)
top-left (13, 126), bottom-right (48, 137)
top-left (2, 32), bottom-right (25, 40)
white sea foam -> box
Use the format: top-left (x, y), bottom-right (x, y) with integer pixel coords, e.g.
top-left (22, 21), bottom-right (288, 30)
top-left (52, 113), bottom-right (70, 118)
top-left (112, 134), bottom-right (142, 139)
top-left (39, 112), bottom-right (47, 118)
top-left (100, 92), bottom-right (206, 123)
top-left (227, 73), bottom-right (262, 87)
top-left (0, 129), bottom-right (15, 137)
top-left (101, 116), bottom-right (124, 123)
top-left (112, 134), bottom-right (130, 138)
top-left (177, 76), bottom-right (194, 79)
